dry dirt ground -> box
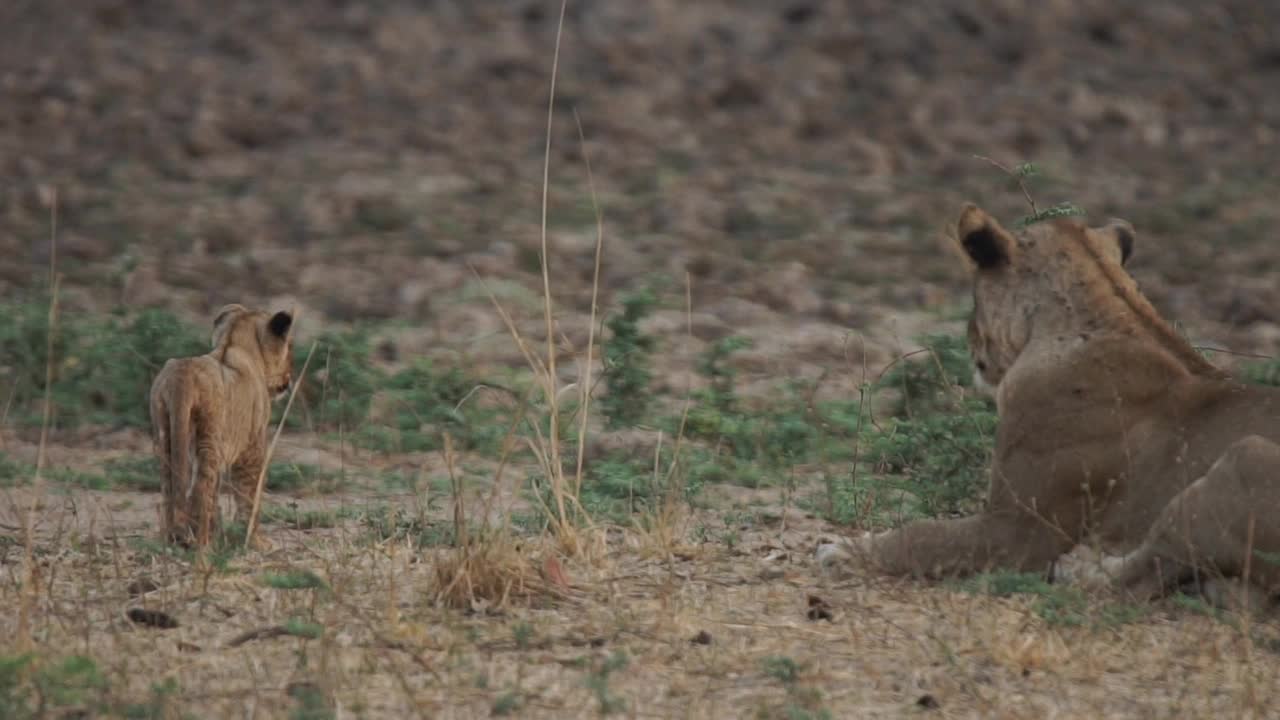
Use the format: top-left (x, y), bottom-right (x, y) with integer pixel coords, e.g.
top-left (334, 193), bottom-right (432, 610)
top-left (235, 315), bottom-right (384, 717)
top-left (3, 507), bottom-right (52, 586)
top-left (3, 1), bottom-right (1280, 718)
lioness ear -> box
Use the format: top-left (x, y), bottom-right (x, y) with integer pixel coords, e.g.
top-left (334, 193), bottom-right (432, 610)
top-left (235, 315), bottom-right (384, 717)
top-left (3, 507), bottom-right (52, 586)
top-left (268, 311), bottom-right (293, 339)
top-left (956, 203), bottom-right (1014, 270)
top-left (1100, 219), bottom-right (1136, 266)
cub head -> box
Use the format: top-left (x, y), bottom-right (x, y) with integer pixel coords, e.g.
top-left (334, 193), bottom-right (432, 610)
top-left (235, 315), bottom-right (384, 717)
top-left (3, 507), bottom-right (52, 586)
top-left (212, 304), bottom-right (296, 399)
top-left (954, 203), bottom-right (1136, 393)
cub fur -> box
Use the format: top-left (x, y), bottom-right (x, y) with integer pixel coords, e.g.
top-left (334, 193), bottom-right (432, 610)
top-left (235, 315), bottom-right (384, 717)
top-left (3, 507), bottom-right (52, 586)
top-left (819, 204), bottom-right (1280, 603)
top-left (149, 304), bottom-right (295, 547)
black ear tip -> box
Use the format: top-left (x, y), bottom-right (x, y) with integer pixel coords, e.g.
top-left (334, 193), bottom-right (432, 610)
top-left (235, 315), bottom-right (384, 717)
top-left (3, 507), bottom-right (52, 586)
top-left (1114, 224), bottom-right (1135, 264)
top-left (961, 226), bottom-right (1007, 269)
top-left (268, 311), bottom-right (293, 337)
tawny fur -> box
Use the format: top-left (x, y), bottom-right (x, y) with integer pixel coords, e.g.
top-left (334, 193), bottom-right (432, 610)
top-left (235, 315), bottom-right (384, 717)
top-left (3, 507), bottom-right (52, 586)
top-left (819, 204), bottom-right (1280, 605)
top-left (149, 304), bottom-right (294, 547)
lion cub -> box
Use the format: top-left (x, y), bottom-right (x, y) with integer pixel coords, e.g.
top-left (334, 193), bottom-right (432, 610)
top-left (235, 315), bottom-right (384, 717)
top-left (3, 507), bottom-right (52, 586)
top-left (149, 304), bottom-right (295, 548)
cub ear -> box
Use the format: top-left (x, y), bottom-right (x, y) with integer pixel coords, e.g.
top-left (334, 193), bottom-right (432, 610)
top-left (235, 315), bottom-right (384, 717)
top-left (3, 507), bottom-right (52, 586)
top-left (213, 303), bottom-right (247, 329)
top-left (267, 310), bottom-right (293, 339)
top-left (211, 304), bottom-right (246, 347)
top-left (1100, 219), bottom-right (1135, 266)
top-left (956, 203), bottom-right (1014, 270)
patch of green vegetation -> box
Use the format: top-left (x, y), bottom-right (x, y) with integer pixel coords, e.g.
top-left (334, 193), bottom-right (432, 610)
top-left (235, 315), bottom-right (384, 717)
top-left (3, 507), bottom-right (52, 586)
top-left (282, 618), bottom-right (325, 640)
top-left (102, 455), bottom-right (162, 492)
top-left (601, 288), bottom-right (657, 429)
top-left (812, 333), bottom-right (998, 526)
top-left (584, 650), bottom-right (628, 716)
top-left (761, 655), bottom-right (802, 684)
top-left (0, 653), bottom-right (114, 719)
top-left (512, 621), bottom-right (535, 650)
top-left (287, 682), bottom-right (334, 720)
top-left (120, 677), bottom-right (185, 720)
top-left (259, 504), bottom-right (351, 530)
top-left (293, 327), bottom-right (381, 430)
top-left (267, 462), bottom-right (344, 495)
top-left (261, 569), bottom-right (330, 593)
top-left (678, 337), bottom-right (865, 487)
top-left (0, 302), bottom-right (205, 429)
top-left (0, 453), bottom-right (33, 488)
top-left (44, 455), bottom-right (162, 493)
top-left (862, 400), bottom-right (996, 517)
top-left (759, 656), bottom-right (832, 720)
top-left (491, 689), bottom-right (523, 716)
top-left (129, 521), bottom-right (249, 572)
top-left (962, 571), bottom-right (1145, 629)
top-left (1016, 201), bottom-right (1086, 228)
top-left (877, 333), bottom-right (974, 414)
top-left (360, 506), bottom-right (456, 547)
top-left (294, 328), bottom-right (510, 455)
top-left (1240, 358), bottom-right (1280, 387)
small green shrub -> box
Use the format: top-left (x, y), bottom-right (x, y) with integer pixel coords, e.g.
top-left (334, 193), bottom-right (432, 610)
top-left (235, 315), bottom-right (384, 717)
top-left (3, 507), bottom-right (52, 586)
top-left (584, 650), bottom-right (629, 715)
top-left (282, 618), bottom-right (324, 640)
top-left (267, 463), bottom-right (344, 495)
top-left (864, 399), bottom-right (997, 517)
top-left (360, 506), bottom-right (456, 547)
top-left (601, 288), bottom-right (657, 429)
top-left (0, 302), bottom-right (205, 429)
top-left (261, 570), bottom-right (330, 592)
top-left (876, 333), bottom-right (974, 415)
top-left (294, 328), bottom-right (382, 431)
top-left (962, 571), bottom-right (1145, 628)
top-left (1241, 359), bottom-right (1280, 387)
top-left (0, 453), bottom-right (33, 488)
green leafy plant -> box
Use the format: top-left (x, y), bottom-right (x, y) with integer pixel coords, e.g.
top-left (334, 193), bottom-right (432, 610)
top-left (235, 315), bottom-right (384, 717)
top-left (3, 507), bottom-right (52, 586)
top-left (584, 650), bottom-right (629, 715)
top-left (962, 571), bottom-right (1145, 628)
top-left (261, 570), bottom-right (330, 592)
top-left (601, 288), bottom-right (657, 429)
top-left (0, 302), bottom-right (205, 429)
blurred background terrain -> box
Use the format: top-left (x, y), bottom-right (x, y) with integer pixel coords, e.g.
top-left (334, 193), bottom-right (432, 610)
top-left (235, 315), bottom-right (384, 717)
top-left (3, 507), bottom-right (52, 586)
top-left (3, 0), bottom-right (1279, 360)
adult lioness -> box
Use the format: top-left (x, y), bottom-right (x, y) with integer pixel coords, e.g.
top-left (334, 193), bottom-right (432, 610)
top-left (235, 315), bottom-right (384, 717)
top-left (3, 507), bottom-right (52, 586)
top-left (150, 304), bottom-right (295, 548)
top-left (818, 204), bottom-right (1280, 602)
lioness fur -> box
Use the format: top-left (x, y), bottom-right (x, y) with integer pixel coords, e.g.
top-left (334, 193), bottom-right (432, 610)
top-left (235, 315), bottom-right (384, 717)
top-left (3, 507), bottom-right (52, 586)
top-left (149, 304), bottom-right (295, 547)
top-left (819, 204), bottom-right (1280, 604)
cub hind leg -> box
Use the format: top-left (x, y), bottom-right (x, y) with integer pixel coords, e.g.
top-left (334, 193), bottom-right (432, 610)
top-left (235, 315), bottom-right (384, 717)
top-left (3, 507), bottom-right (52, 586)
top-left (1102, 435), bottom-right (1280, 605)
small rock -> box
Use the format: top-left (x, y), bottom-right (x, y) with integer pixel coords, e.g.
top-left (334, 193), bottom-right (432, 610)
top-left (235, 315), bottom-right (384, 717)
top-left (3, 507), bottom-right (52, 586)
top-left (127, 608), bottom-right (179, 629)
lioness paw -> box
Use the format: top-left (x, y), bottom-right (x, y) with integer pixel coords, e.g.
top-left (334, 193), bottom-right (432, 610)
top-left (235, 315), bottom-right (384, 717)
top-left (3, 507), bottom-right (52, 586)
top-left (1053, 544), bottom-right (1121, 588)
top-left (815, 541), bottom-right (852, 569)
top-left (815, 530), bottom-right (883, 577)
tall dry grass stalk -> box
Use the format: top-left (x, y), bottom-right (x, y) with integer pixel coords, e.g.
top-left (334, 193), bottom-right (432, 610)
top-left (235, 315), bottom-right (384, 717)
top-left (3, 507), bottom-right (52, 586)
top-left (469, 0), bottom-right (607, 560)
top-left (244, 339), bottom-right (319, 547)
top-left (17, 189), bottom-right (60, 651)
top-left (434, 0), bottom-right (604, 610)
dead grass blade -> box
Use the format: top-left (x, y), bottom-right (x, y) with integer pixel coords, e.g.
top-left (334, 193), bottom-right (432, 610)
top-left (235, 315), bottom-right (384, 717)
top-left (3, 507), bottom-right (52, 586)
top-left (17, 190), bottom-right (59, 652)
top-left (244, 339), bottom-right (319, 547)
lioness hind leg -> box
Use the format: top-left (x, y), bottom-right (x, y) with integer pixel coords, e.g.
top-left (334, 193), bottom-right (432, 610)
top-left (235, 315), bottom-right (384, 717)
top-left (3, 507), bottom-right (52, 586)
top-left (1108, 435), bottom-right (1280, 601)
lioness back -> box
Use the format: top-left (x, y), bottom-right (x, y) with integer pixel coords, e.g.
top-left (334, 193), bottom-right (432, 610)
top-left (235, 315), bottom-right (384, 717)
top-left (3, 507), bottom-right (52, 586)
top-left (149, 304), bottom-right (295, 547)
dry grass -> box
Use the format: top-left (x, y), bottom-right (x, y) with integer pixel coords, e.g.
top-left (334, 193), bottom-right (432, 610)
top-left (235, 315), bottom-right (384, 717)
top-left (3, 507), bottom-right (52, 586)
top-left (3, 496), bottom-right (1279, 718)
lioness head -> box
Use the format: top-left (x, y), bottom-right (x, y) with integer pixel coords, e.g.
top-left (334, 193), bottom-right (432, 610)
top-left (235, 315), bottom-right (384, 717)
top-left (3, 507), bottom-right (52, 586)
top-left (212, 304), bottom-right (296, 399)
top-left (954, 204), bottom-right (1136, 394)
